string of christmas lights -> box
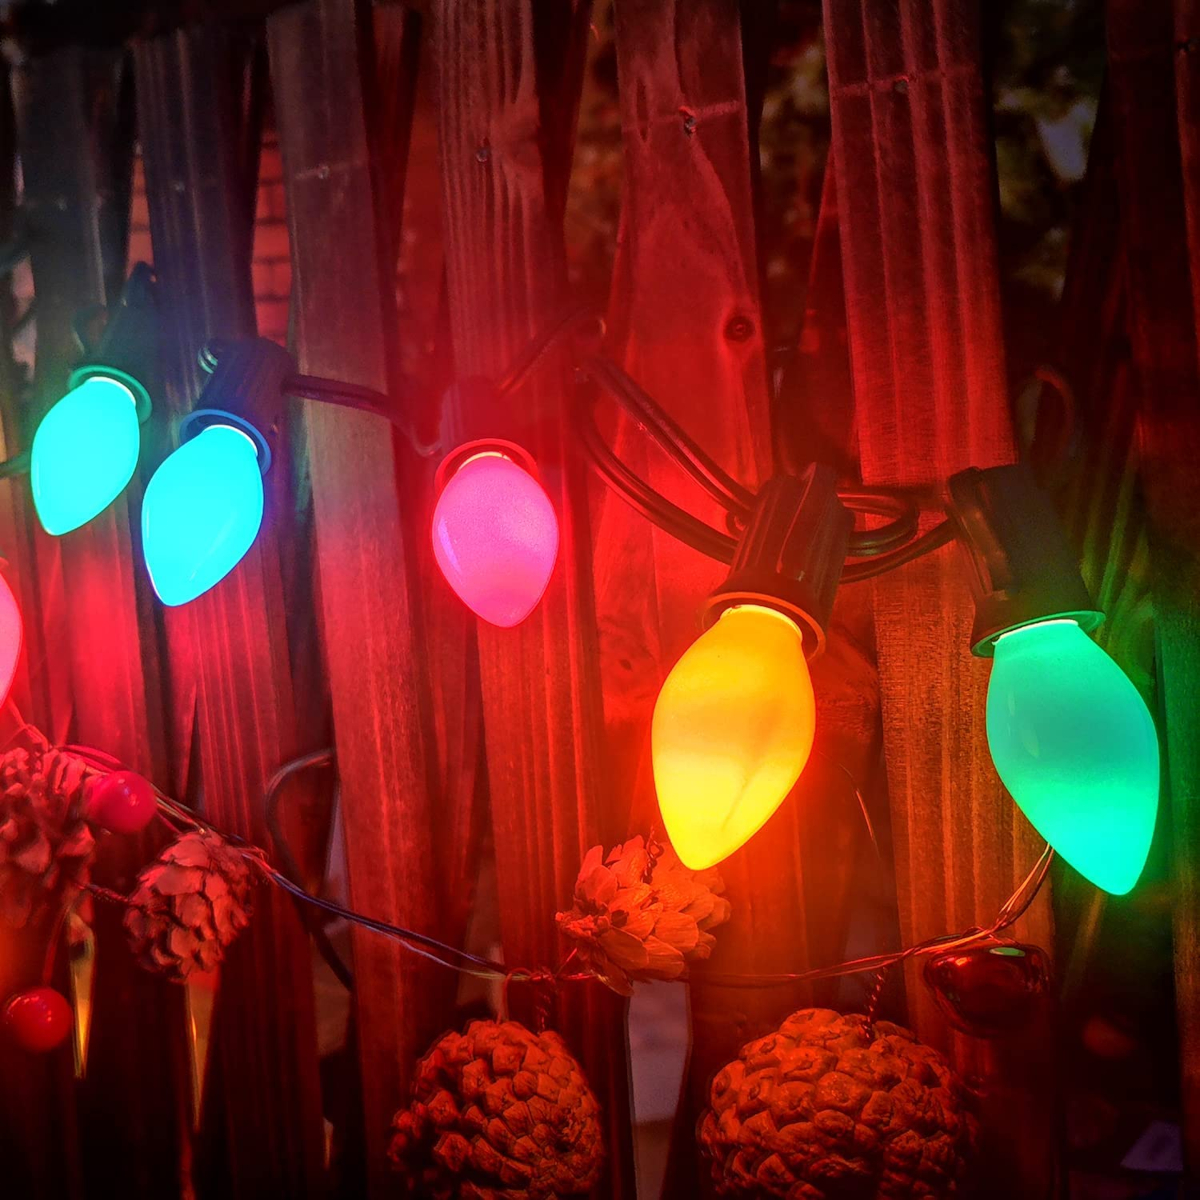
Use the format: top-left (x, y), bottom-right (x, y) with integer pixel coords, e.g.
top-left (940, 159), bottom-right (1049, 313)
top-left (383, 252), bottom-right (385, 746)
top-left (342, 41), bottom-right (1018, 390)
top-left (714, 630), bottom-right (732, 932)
top-left (1, 284), bottom-right (1164, 903)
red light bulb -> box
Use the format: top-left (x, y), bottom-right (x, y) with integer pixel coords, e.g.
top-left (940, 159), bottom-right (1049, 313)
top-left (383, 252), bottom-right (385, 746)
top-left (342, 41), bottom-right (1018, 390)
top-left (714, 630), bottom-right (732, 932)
top-left (432, 446), bottom-right (559, 627)
top-left (3, 986), bottom-right (72, 1052)
top-left (86, 769), bottom-right (158, 834)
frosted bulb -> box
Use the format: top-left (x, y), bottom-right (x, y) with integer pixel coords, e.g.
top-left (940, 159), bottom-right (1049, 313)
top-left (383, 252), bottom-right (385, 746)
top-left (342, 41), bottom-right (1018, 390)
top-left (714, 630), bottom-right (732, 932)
top-left (142, 424), bottom-right (264, 607)
top-left (987, 618), bottom-right (1159, 895)
top-left (432, 450), bottom-right (559, 627)
top-left (0, 572), bottom-right (21, 707)
top-left (652, 604), bottom-right (816, 869)
top-left (31, 376), bottom-right (142, 535)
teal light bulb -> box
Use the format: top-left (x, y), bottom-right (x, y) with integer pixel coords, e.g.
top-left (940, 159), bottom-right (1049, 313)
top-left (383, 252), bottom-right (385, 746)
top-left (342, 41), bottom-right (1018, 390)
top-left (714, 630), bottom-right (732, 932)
top-left (987, 618), bottom-right (1159, 895)
top-left (142, 424), bottom-right (264, 606)
top-left (31, 376), bottom-right (142, 535)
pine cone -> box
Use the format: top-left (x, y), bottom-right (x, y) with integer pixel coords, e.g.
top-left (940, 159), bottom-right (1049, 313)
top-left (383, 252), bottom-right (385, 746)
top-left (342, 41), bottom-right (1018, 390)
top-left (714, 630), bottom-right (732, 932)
top-left (124, 830), bottom-right (253, 981)
top-left (555, 836), bottom-right (731, 995)
top-left (0, 742), bottom-right (96, 927)
top-left (699, 1007), bottom-right (978, 1199)
top-left (389, 1019), bottom-right (604, 1199)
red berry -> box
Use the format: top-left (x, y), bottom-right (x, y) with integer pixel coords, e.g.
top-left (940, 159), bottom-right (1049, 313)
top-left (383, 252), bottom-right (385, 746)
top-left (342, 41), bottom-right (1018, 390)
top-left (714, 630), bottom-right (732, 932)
top-left (3, 986), bottom-right (72, 1052)
top-left (86, 769), bottom-right (158, 834)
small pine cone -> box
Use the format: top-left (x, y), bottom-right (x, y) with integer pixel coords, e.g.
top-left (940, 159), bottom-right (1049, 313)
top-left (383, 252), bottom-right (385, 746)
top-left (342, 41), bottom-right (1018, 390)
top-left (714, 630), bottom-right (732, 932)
top-left (388, 1019), bottom-right (604, 1199)
top-left (698, 1007), bottom-right (978, 1199)
top-left (555, 836), bottom-right (732, 995)
top-left (0, 741), bottom-right (96, 927)
top-left (124, 830), bottom-right (254, 981)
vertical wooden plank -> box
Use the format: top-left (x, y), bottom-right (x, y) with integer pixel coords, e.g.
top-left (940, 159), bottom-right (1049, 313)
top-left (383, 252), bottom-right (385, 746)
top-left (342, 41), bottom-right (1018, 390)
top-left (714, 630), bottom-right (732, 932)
top-left (13, 45), bottom-right (183, 1198)
top-left (267, 3), bottom-right (464, 1194)
top-left (595, 5), bottom-right (821, 1193)
top-left (433, 3), bottom-right (637, 1194)
top-left (1107, 3), bottom-right (1200, 1185)
top-left (134, 27), bottom-right (325, 1198)
top-left (823, 2), bottom-right (1056, 1195)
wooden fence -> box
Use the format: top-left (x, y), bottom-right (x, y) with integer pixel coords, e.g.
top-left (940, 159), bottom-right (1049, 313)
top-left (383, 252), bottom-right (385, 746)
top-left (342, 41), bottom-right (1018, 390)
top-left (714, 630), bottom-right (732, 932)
top-left (0, 2), bottom-right (1196, 1197)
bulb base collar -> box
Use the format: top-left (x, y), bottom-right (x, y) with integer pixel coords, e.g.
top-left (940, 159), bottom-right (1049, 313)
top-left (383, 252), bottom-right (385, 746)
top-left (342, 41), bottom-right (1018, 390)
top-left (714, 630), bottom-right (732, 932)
top-left (435, 437), bottom-right (539, 494)
top-left (948, 463), bottom-right (1103, 656)
top-left (703, 465), bottom-right (852, 659)
top-left (182, 338), bottom-right (295, 475)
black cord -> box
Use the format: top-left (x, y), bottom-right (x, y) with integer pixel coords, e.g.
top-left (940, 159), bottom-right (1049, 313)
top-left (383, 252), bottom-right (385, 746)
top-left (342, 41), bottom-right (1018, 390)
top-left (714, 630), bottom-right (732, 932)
top-left (286, 374), bottom-right (395, 421)
top-left (585, 354), bottom-right (757, 515)
top-left (285, 372), bottom-right (441, 458)
top-left (841, 518), bottom-right (957, 582)
top-left (496, 306), bottom-right (601, 398)
top-left (263, 749), bottom-right (513, 979)
top-left (264, 748), bottom-right (355, 990)
top-left (841, 490), bottom-right (920, 557)
top-left (0, 449), bottom-right (29, 479)
top-left (577, 395), bottom-right (736, 562)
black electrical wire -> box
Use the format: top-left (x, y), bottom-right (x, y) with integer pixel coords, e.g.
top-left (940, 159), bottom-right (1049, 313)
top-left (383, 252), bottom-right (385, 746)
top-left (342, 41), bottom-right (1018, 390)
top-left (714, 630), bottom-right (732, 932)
top-left (841, 517), bottom-right (957, 582)
top-left (577, 394), bottom-right (736, 563)
top-left (584, 354), bottom-right (757, 515)
top-left (286, 373), bottom-right (395, 421)
top-left (841, 490), bottom-right (920, 557)
top-left (264, 749), bottom-right (355, 990)
top-left (285, 371), bottom-right (441, 458)
top-left (496, 305), bottom-right (601, 398)
top-left (0, 449), bottom-right (29, 479)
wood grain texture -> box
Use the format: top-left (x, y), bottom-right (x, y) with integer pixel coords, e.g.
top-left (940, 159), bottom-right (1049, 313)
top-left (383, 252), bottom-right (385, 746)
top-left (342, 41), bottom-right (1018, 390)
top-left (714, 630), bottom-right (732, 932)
top-left (268, 3), bottom-right (466, 1192)
top-left (823, 2), bottom-right (1057, 1194)
top-left (598, 5), bottom-right (830, 1195)
top-left (1, 47), bottom-right (183, 1199)
top-left (433, 3), bottom-right (636, 1193)
top-left (134, 27), bottom-right (325, 1198)
top-left (1106, 3), bottom-right (1200, 1184)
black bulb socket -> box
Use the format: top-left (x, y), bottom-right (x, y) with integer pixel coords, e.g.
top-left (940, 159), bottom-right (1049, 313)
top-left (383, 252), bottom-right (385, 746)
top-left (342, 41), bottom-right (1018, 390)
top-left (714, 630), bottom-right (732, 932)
top-left (703, 464), bottom-right (852, 660)
top-left (69, 261), bottom-right (158, 423)
top-left (948, 462), bottom-right (1103, 656)
top-left (181, 338), bottom-right (294, 475)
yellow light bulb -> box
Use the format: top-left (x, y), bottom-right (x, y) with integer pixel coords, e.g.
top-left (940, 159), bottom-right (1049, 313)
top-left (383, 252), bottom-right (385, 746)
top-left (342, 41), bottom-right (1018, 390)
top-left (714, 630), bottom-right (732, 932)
top-left (652, 603), bottom-right (816, 869)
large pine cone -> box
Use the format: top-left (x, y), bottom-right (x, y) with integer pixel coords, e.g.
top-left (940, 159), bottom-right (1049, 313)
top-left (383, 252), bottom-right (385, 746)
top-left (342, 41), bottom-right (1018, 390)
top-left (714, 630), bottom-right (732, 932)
top-left (0, 742), bottom-right (96, 927)
top-left (699, 1008), bottom-right (977, 1199)
top-left (124, 830), bottom-right (253, 981)
top-left (555, 835), bottom-right (731, 995)
top-left (389, 1019), bottom-right (604, 1199)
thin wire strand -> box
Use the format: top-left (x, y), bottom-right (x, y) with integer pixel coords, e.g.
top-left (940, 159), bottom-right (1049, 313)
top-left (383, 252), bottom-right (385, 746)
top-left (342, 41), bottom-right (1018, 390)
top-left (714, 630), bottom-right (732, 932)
top-left (263, 749), bottom-right (354, 990)
top-left (697, 843), bottom-right (1054, 989)
top-left (49, 734), bottom-right (1055, 999)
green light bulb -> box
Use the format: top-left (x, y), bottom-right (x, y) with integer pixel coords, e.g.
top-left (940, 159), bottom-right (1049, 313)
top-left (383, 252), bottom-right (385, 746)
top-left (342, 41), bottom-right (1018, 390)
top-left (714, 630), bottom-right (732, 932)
top-left (987, 618), bottom-right (1159, 895)
top-left (31, 376), bottom-right (142, 535)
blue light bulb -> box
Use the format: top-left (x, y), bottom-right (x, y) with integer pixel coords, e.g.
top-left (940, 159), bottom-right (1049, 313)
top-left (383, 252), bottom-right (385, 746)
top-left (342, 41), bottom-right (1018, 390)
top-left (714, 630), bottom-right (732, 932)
top-left (31, 376), bottom-right (142, 535)
top-left (142, 424), bottom-right (264, 606)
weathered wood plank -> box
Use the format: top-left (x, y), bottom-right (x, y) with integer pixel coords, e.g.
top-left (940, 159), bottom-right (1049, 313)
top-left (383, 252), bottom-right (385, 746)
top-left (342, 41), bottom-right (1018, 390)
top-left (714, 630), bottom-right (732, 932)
top-left (1106, 3), bottom-right (1200, 1185)
top-left (268, 2), bottom-right (466, 1193)
top-left (596, 5), bottom-right (815, 1194)
top-left (13, 45), bottom-right (185, 1200)
top-left (823, 2), bottom-right (1057, 1194)
top-left (433, 2), bottom-right (636, 1193)
top-left (134, 26), bottom-right (325, 1198)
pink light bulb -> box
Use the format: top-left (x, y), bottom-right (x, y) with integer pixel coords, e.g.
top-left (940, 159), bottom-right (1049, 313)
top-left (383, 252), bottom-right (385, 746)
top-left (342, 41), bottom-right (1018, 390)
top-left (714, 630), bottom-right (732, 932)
top-left (432, 448), bottom-right (559, 627)
top-left (0, 571), bottom-right (21, 707)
